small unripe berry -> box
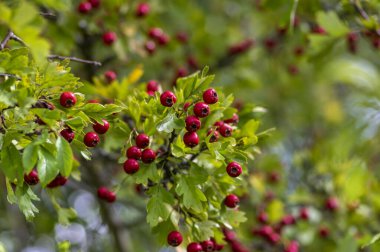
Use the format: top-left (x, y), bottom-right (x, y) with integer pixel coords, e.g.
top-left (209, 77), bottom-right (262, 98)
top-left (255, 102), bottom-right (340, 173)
top-left (136, 2), bottom-right (150, 17)
top-left (183, 132), bottom-right (199, 148)
top-left (203, 88), bottom-right (218, 104)
top-left (160, 91), bottom-right (177, 107)
top-left (123, 159), bottom-right (140, 174)
top-left (207, 129), bottom-right (219, 143)
top-left (104, 71), bottom-right (117, 83)
top-left (147, 80), bottom-right (160, 92)
top-left (93, 119), bottom-right (110, 134)
top-left (187, 242), bottom-right (202, 252)
top-left (60, 128), bottom-right (75, 143)
top-left (144, 40), bottom-right (156, 55)
top-left (135, 134), bottom-right (150, 148)
top-left (24, 170), bottom-right (39, 185)
top-left (193, 102), bottom-right (209, 118)
top-left (201, 240), bottom-right (215, 252)
top-left (60, 92), bottom-right (77, 108)
top-left (141, 148), bottom-right (156, 163)
top-left (84, 132), bottom-right (100, 147)
top-left (78, 2), bottom-right (92, 13)
top-left (47, 174), bottom-right (67, 188)
top-left (226, 161), bottom-right (242, 177)
top-left (102, 31), bottom-right (117, 46)
top-left (185, 116), bottom-right (201, 132)
top-left (88, 0), bottom-right (100, 8)
top-left (127, 146), bottom-right (142, 160)
top-left (219, 123), bottom-right (233, 137)
top-left (224, 194), bottom-right (239, 208)
top-left (167, 231), bottom-right (183, 247)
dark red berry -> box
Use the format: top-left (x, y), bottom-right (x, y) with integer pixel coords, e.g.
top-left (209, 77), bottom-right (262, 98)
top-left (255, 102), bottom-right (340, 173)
top-left (24, 170), bottom-right (39, 185)
top-left (141, 148), bottom-right (156, 163)
top-left (224, 113), bottom-right (239, 124)
top-left (84, 132), bottom-right (100, 147)
top-left (193, 102), bottom-right (209, 118)
top-left (147, 80), bottom-right (160, 92)
top-left (160, 91), bottom-right (177, 107)
top-left (211, 238), bottom-right (224, 251)
top-left (157, 34), bottom-right (170, 46)
top-left (127, 146), bottom-right (142, 160)
top-left (176, 31), bottom-right (188, 43)
top-left (294, 46), bottom-right (304, 57)
top-left (264, 38), bottom-right (277, 51)
top-left (104, 71), bottom-right (117, 83)
top-left (135, 134), bottom-right (150, 148)
top-left (144, 40), bottom-right (156, 55)
top-left (214, 121), bottom-right (224, 129)
top-left (124, 159), bottom-right (139, 174)
top-left (224, 194), bottom-right (239, 208)
top-left (257, 211), bottom-right (268, 224)
top-left (60, 128), bottom-right (75, 143)
top-left (60, 92), bottom-right (77, 108)
top-left (147, 90), bottom-right (155, 96)
top-left (106, 191), bottom-right (116, 203)
top-left (102, 31), bottom-right (117, 46)
top-left (226, 162), bottom-right (242, 177)
top-left (148, 27), bottom-right (164, 39)
top-left (319, 226), bottom-right (330, 238)
top-left (183, 102), bottom-right (191, 111)
top-left (185, 116), bottom-right (201, 132)
top-left (268, 171), bottom-right (280, 183)
top-left (78, 2), bottom-right (92, 13)
top-left (312, 25), bottom-right (326, 34)
top-left (201, 240), bottom-right (214, 252)
top-left (97, 186), bottom-right (109, 199)
top-left (176, 67), bottom-right (188, 78)
top-left (183, 132), bottom-right (199, 148)
top-left (219, 123), bottom-right (233, 137)
top-left (167, 231), bottom-right (183, 247)
top-left (93, 119), bottom-right (110, 134)
top-left (187, 242), bottom-right (202, 252)
top-left (207, 129), bottom-right (219, 143)
top-left (203, 88), bottom-right (218, 104)
top-left (325, 197), bottom-right (339, 211)
top-left (285, 240), bottom-right (299, 252)
top-left (136, 2), bottom-right (150, 17)
top-left (47, 174), bottom-right (67, 188)
top-left (267, 232), bottom-right (281, 244)
top-left (88, 0), bottom-right (100, 8)
top-left (299, 207), bottom-right (309, 220)
top-left (280, 215), bottom-right (296, 226)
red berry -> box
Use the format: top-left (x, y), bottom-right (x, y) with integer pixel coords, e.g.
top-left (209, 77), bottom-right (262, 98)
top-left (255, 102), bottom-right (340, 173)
top-left (97, 186), bottom-right (109, 199)
top-left (60, 128), bottom-right (75, 143)
top-left (104, 71), bottom-right (117, 83)
top-left (106, 191), bottom-right (116, 203)
top-left (293, 47), bottom-right (304, 57)
top-left (264, 38), bottom-right (277, 51)
top-left (312, 25), bottom-right (326, 34)
top-left (201, 240), bottom-right (214, 252)
top-left (160, 91), bottom-right (177, 107)
top-left (78, 2), bottom-right (92, 13)
top-left (135, 134), bottom-right (150, 148)
top-left (219, 123), bottom-right (233, 137)
top-left (224, 113), bottom-right (239, 124)
top-left (257, 212), bottom-right (268, 224)
top-left (185, 116), bottom-right (201, 132)
top-left (226, 161), bottom-right (242, 177)
top-left (183, 132), bottom-right (199, 148)
top-left (280, 215), bottom-right (296, 226)
top-left (299, 207), bottom-right (309, 220)
top-left (176, 67), bottom-right (188, 78)
top-left (147, 90), bottom-right (155, 96)
top-left (157, 34), bottom-right (170, 46)
top-left (93, 119), bottom-right (110, 134)
top-left (141, 148), bottom-right (156, 163)
top-left (214, 121), bottom-right (224, 129)
top-left (147, 80), bottom-right (160, 92)
top-left (203, 88), bottom-right (218, 104)
top-left (60, 92), bottom-right (77, 108)
top-left (84, 132), bottom-right (100, 147)
top-left (193, 102), bottom-right (210, 118)
top-left (211, 238), bottom-right (224, 251)
top-left (167, 231), bottom-right (183, 247)
top-left (24, 170), bottom-right (39, 185)
top-left (285, 240), bottom-right (299, 252)
top-left (47, 174), bottom-right (67, 188)
top-left (319, 226), bottom-right (330, 238)
top-left (102, 31), bottom-right (117, 46)
top-left (136, 2), bottom-right (150, 17)
top-left (183, 102), bottom-right (191, 111)
top-left (123, 159), bottom-right (140, 174)
top-left (224, 194), bottom-right (239, 208)
top-left (325, 197), bottom-right (339, 211)
top-left (187, 242), bottom-right (202, 252)
top-left (148, 27), bottom-right (164, 40)
top-left (288, 65), bottom-right (299, 75)
top-left (144, 40), bottom-right (156, 55)
top-left (88, 0), bottom-right (100, 8)
top-left (88, 99), bottom-right (100, 103)
top-left (268, 171), bottom-right (280, 183)
top-left (207, 129), bottom-right (219, 143)
top-left (267, 232), bottom-right (281, 244)
top-left (223, 228), bottom-right (236, 242)
top-left (127, 146), bottom-right (142, 160)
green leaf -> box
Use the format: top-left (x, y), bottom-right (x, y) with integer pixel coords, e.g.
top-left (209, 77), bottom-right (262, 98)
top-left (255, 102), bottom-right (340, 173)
top-left (156, 112), bottom-right (185, 133)
top-left (37, 147), bottom-right (59, 187)
top-left (133, 163), bottom-right (160, 185)
top-left (80, 103), bottom-right (123, 122)
top-left (316, 11), bottom-right (349, 36)
top-left (362, 233), bottom-right (380, 248)
top-left (151, 218), bottom-right (177, 245)
top-left (22, 143), bottom-right (39, 174)
top-left (194, 220), bottom-right (218, 241)
top-left (146, 185), bottom-right (175, 227)
top-left (55, 137), bottom-right (73, 177)
top-left (15, 184), bottom-right (40, 221)
top-left (176, 177), bottom-right (207, 212)
top-left (221, 210), bottom-right (247, 229)
top-left (1, 143), bottom-right (24, 183)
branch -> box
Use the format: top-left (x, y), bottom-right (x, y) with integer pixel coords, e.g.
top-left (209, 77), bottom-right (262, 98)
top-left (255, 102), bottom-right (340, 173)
top-left (47, 55), bottom-right (102, 66)
top-left (352, 0), bottom-right (369, 20)
top-left (0, 30), bottom-right (26, 50)
top-left (0, 73), bottom-right (21, 81)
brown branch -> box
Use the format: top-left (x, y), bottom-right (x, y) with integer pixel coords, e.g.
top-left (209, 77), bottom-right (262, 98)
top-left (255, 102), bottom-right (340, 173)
top-left (47, 55), bottom-right (102, 66)
top-left (0, 30), bottom-right (26, 50)
top-left (352, 0), bottom-right (380, 36)
top-left (0, 73), bottom-right (21, 81)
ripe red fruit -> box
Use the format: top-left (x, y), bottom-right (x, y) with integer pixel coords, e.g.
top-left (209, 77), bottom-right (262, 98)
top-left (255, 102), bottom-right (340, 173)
top-left (193, 102), bottom-right (210, 118)
top-left (136, 2), bottom-right (150, 17)
top-left (219, 123), bottom-right (233, 137)
top-left (267, 232), bottom-right (281, 245)
top-left (97, 186), bottom-right (109, 199)
top-left (183, 102), bottom-right (191, 111)
top-left (201, 240), bottom-right (215, 252)
top-left (294, 46), bottom-right (304, 57)
top-left (257, 211), bottom-right (268, 224)
top-left (226, 161), bottom-right (242, 177)
top-left (78, 2), bottom-right (92, 13)
top-left (84, 132), bottom-right (100, 147)
top-left (268, 171), bottom-right (280, 183)
top-left (144, 40), bottom-right (156, 55)
top-left (203, 88), bottom-right (218, 104)
top-left (224, 194), bottom-right (239, 208)
top-left (223, 228), bottom-right (236, 242)
top-left (88, 0), bottom-right (100, 8)
top-left (299, 207), bottom-right (309, 220)
top-left (147, 80), bottom-right (160, 92)
top-left (93, 119), bottom-right (110, 134)
top-left (264, 38), bottom-right (277, 51)
top-left (141, 148), bottom-right (156, 163)
top-left (106, 191), bottom-right (116, 203)
top-left (176, 67), bottom-right (188, 78)
top-left (148, 27), bottom-right (164, 40)
top-left (24, 170), bottom-right (39, 185)
top-left (167, 231), bottom-right (183, 247)
top-left (325, 197), bottom-right (339, 211)
top-left (157, 34), bottom-right (170, 46)
top-left (135, 134), bottom-right (150, 148)
top-left (319, 226), bottom-right (330, 238)
top-left (47, 174), bottom-right (67, 188)
top-left (211, 238), bottom-right (224, 251)
top-left (127, 146), bottom-right (142, 160)
top-left (123, 159), bottom-right (140, 174)
top-left (207, 129), bottom-right (219, 143)
top-left (224, 113), bottom-right (239, 124)
top-left (176, 31), bottom-right (189, 43)
top-left (102, 31), bottom-right (117, 46)
top-left (104, 71), bottom-right (117, 83)
top-left (160, 91), bottom-right (177, 107)
top-left (280, 215), bottom-right (296, 226)
top-left (214, 121), bottom-right (224, 129)
top-left (183, 132), bottom-right (199, 148)
top-left (312, 25), bottom-right (326, 34)
top-left (60, 128), bottom-right (75, 143)
top-left (60, 92), bottom-right (77, 108)
top-left (185, 116), bottom-right (201, 132)
top-left (285, 240), bottom-right (299, 252)
top-left (187, 242), bottom-right (202, 252)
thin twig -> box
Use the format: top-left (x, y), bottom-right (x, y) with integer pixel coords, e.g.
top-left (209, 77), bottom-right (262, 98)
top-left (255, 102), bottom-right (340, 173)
top-left (0, 73), bottom-right (21, 81)
top-left (352, 0), bottom-right (380, 36)
top-left (47, 55), bottom-right (102, 66)
top-left (0, 30), bottom-right (26, 50)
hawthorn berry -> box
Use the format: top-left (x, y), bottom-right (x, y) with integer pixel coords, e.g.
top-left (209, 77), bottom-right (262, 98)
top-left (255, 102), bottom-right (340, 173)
top-left (106, 191), bottom-right (116, 203)
top-left (135, 134), bottom-right (150, 148)
top-left (299, 207), bottom-right (309, 220)
top-left (24, 170), bottom-right (39, 186)
top-left (185, 116), bottom-right (201, 132)
top-left (93, 119), bottom-right (110, 134)
top-left (201, 240), bottom-right (215, 252)
top-left (136, 2), bottom-right (150, 17)
top-left (267, 232), bottom-right (281, 245)
top-left (312, 25), bottom-right (326, 34)
top-left (224, 194), bottom-right (239, 208)
top-left (60, 92), bottom-right (77, 108)
top-left (102, 31), bottom-right (117, 46)
top-left (257, 211), bottom-right (268, 224)
top-left (224, 113), bottom-right (239, 124)
top-left (203, 88), bottom-right (218, 104)
top-left (319, 226), bottom-right (330, 238)
top-left (176, 31), bottom-right (189, 43)
top-left (84, 132), bottom-right (100, 147)
top-left (123, 159), bottom-right (140, 174)
top-left (325, 197), bottom-right (339, 211)
top-left (187, 242), bottom-right (202, 252)
top-left (207, 129), bottom-right (219, 143)
top-left (157, 34), bottom-right (170, 46)
top-left (183, 132), bottom-right (199, 148)
top-left (160, 91), bottom-right (177, 107)
top-left (141, 148), bottom-right (156, 163)
top-left (285, 240), bottom-right (299, 252)
top-left (97, 186), bottom-right (109, 199)
top-left (226, 161), bottom-right (242, 177)
top-left (214, 121), bottom-right (224, 129)
top-left (60, 128), bottom-right (75, 143)
top-left (104, 71), bottom-right (117, 83)
top-left (193, 102), bottom-right (210, 118)
top-left (211, 238), bottom-right (224, 251)
top-left (146, 80), bottom-right (160, 92)
top-left (88, 0), bottom-right (100, 8)
top-left (183, 102), bottom-right (191, 111)
top-left (148, 27), bottom-right (164, 40)
top-left (144, 40), bottom-right (156, 55)
top-left (127, 146), bottom-right (142, 160)
top-left (219, 123), bottom-right (233, 137)
top-left (47, 174), bottom-right (67, 188)
top-left (167, 231), bottom-right (183, 247)
top-left (78, 2), bottom-right (92, 13)
top-left (280, 215), bottom-right (296, 226)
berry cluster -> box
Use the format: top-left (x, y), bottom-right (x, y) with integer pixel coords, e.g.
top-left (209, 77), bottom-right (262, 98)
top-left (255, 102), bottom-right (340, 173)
top-left (123, 134), bottom-right (156, 174)
top-left (97, 186), bottom-right (116, 203)
top-left (167, 230), bottom-right (224, 252)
